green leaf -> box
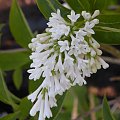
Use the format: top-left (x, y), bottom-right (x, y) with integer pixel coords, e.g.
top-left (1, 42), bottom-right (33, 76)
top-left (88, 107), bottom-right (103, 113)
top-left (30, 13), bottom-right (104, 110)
top-left (0, 49), bottom-right (30, 71)
top-left (0, 112), bottom-right (20, 120)
top-left (9, 0), bottom-right (33, 48)
top-left (94, 14), bottom-right (120, 44)
top-left (73, 86), bottom-right (89, 112)
top-left (0, 70), bottom-right (18, 110)
top-left (35, 0), bottom-right (70, 20)
top-left (29, 78), bottom-right (44, 93)
top-left (13, 68), bottom-right (23, 90)
top-left (65, 0), bottom-right (90, 13)
top-left (77, 0), bottom-right (90, 11)
top-left (103, 96), bottom-right (115, 120)
top-left (88, 0), bottom-right (109, 12)
top-left (94, 28), bottom-right (120, 44)
top-left (55, 90), bottom-right (74, 120)
top-left (19, 97), bottom-right (32, 120)
top-left (49, 92), bottom-right (66, 120)
top-left (98, 14), bottom-right (120, 28)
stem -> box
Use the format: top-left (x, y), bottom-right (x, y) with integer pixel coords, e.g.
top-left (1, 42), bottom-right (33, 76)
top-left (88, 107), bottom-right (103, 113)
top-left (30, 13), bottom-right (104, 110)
top-left (74, 97), bottom-right (120, 120)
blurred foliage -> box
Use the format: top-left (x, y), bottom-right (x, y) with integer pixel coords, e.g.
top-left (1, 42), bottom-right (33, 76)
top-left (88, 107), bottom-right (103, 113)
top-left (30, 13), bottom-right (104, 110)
top-left (0, 0), bottom-right (120, 120)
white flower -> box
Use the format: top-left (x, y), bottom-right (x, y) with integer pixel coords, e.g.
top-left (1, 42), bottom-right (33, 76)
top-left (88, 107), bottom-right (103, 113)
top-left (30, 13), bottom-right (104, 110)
top-left (38, 98), bottom-right (45, 120)
top-left (92, 10), bottom-right (100, 19)
top-left (49, 97), bottom-right (57, 108)
top-left (28, 85), bottom-right (42, 102)
top-left (67, 10), bottom-right (80, 24)
top-left (84, 21), bottom-right (95, 35)
top-left (82, 10), bottom-right (100, 20)
top-left (47, 9), bottom-right (66, 27)
top-left (82, 11), bottom-right (91, 20)
top-left (55, 54), bottom-right (64, 73)
top-left (58, 40), bottom-right (69, 52)
top-left (60, 73), bottom-right (71, 90)
top-left (75, 29), bottom-right (87, 41)
top-left (73, 65), bottom-right (87, 86)
top-left (54, 74), bottom-right (64, 95)
top-left (30, 97), bottom-right (41, 116)
top-left (28, 9), bottom-right (109, 120)
top-left (44, 93), bottom-right (52, 118)
top-left (97, 57), bottom-right (109, 69)
top-left (49, 25), bottom-right (70, 40)
top-left (28, 68), bottom-right (43, 81)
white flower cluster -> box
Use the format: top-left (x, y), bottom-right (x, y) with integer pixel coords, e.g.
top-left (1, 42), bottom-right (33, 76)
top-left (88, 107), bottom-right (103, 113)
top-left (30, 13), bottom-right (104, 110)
top-left (28, 9), bottom-right (109, 120)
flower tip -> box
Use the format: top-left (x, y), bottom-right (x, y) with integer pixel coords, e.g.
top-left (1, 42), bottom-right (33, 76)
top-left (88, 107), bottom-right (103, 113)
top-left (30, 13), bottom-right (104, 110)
top-left (92, 10), bottom-right (100, 18)
top-left (30, 109), bottom-right (36, 117)
top-left (103, 63), bottom-right (109, 69)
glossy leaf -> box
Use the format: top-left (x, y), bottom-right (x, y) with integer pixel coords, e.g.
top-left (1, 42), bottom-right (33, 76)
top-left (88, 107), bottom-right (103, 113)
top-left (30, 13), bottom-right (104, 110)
top-left (0, 49), bottom-right (30, 71)
top-left (28, 78), bottom-right (43, 93)
top-left (55, 90), bottom-right (74, 120)
top-left (103, 97), bottom-right (115, 120)
top-left (9, 0), bottom-right (33, 48)
top-left (19, 97), bottom-right (32, 120)
top-left (49, 92), bottom-right (66, 120)
top-left (35, 0), bottom-right (70, 20)
top-left (88, 0), bottom-right (109, 12)
top-left (94, 27), bottom-right (120, 44)
top-left (0, 70), bottom-right (17, 109)
top-left (65, 0), bottom-right (90, 13)
top-left (98, 14), bottom-right (120, 28)
top-left (0, 112), bottom-right (20, 120)
top-left (13, 68), bottom-right (23, 90)
top-left (73, 86), bottom-right (89, 112)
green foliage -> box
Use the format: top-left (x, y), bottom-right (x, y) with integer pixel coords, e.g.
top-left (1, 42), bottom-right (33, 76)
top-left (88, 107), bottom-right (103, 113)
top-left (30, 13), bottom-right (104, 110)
top-left (55, 91), bottom-right (74, 120)
top-left (29, 78), bottom-right (43, 93)
top-left (73, 86), bottom-right (89, 112)
top-left (98, 14), bottom-right (120, 29)
top-left (103, 97), bottom-right (115, 120)
top-left (9, 0), bottom-right (34, 48)
top-left (49, 92), bottom-right (66, 120)
top-left (35, 0), bottom-right (70, 20)
top-left (94, 13), bottom-right (120, 44)
top-left (0, 112), bottom-right (20, 120)
top-left (13, 68), bottom-right (23, 90)
top-left (94, 28), bottom-right (120, 44)
top-left (0, 70), bottom-right (19, 110)
top-left (0, 0), bottom-right (120, 120)
top-left (19, 98), bottom-right (32, 120)
top-left (65, 0), bottom-right (90, 13)
top-left (88, 0), bottom-right (109, 12)
top-left (0, 49), bottom-right (30, 71)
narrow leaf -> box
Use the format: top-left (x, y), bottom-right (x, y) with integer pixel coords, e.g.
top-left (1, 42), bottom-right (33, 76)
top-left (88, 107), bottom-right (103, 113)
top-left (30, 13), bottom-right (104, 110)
top-left (35, 0), bottom-right (70, 20)
top-left (19, 97), bottom-right (32, 120)
top-left (103, 96), bottom-right (115, 120)
top-left (65, 0), bottom-right (90, 12)
top-left (0, 112), bottom-right (20, 120)
top-left (9, 0), bottom-right (33, 48)
top-left (0, 49), bottom-right (30, 71)
top-left (13, 68), bottom-right (23, 90)
top-left (94, 29), bottom-right (120, 44)
top-left (88, 0), bottom-right (109, 12)
top-left (0, 70), bottom-right (17, 109)
top-left (98, 14), bottom-right (120, 28)
top-left (49, 92), bottom-right (66, 120)
top-left (29, 77), bottom-right (44, 93)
